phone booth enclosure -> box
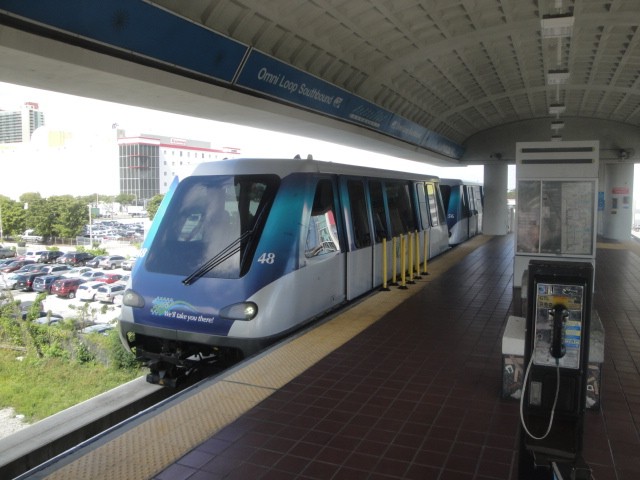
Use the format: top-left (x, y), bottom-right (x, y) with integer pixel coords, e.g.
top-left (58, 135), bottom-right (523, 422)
top-left (522, 260), bottom-right (593, 459)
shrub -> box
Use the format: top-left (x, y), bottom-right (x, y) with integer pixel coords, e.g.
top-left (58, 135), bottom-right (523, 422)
top-left (107, 329), bottom-right (139, 370)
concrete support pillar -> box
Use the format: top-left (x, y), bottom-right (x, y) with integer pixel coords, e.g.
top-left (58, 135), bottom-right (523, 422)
top-left (601, 163), bottom-right (634, 240)
top-left (483, 163), bottom-right (509, 235)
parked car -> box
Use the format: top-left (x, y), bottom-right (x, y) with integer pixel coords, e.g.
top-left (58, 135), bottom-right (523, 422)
top-left (34, 313), bottom-right (64, 325)
top-left (76, 281), bottom-right (107, 301)
top-left (14, 272), bottom-right (48, 291)
top-left (62, 267), bottom-right (93, 278)
top-left (38, 264), bottom-right (73, 275)
top-left (24, 250), bottom-right (49, 262)
top-left (99, 255), bottom-right (126, 270)
top-left (51, 277), bottom-right (85, 298)
top-left (20, 309), bottom-right (63, 322)
top-left (95, 273), bottom-right (122, 284)
top-left (38, 250), bottom-right (65, 264)
top-left (95, 283), bottom-right (126, 303)
top-left (57, 251), bottom-right (95, 266)
top-left (80, 323), bottom-right (115, 334)
top-left (85, 255), bottom-right (107, 268)
top-left (22, 229), bottom-right (43, 243)
top-left (33, 274), bottom-right (64, 294)
top-left (121, 257), bottom-right (137, 271)
top-left (0, 247), bottom-right (16, 259)
top-left (0, 273), bottom-right (21, 290)
top-left (115, 274), bottom-right (130, 285)
top-left (0, 260), bottom-right (35, 273)
top-left (14, 263), bottom-right (46, 274)
top-left (79, 270), bottom-right (106, 282)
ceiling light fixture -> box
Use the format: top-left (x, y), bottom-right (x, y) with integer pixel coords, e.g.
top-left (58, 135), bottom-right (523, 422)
top-left (541, 13), bottom-right (575, 38)
top-left (551, 120), bottom-right (565, 130)
top-left (549, 103), bottom-right (566, 115)
top-left (547, 69), bottom-right (570, 85)
top-left (551, 134), bottom-right (563, 141)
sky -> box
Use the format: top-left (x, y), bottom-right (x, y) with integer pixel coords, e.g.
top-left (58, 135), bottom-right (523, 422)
top-left (0, 81), bottom-right (489, 200)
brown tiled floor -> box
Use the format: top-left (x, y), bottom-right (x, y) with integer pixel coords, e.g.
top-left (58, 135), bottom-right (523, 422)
top-left (153, 235), bottom-right (640, 479)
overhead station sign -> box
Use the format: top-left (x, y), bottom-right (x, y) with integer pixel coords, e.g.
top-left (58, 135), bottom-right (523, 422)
top-left (0, 0), bottom-right (247, 83)
top-left (236, 51), bottom-right (464, 159)
top-left (1, 0), bottom-right (464, 159)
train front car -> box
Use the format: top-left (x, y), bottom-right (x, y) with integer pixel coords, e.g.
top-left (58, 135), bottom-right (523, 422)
top-left (119, 158), bottom-right (454, 385)
top-left (119, 159), bottom-right (310, 385)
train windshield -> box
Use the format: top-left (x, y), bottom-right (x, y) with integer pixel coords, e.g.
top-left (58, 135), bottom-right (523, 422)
top-left (145, 174), bottom-right (279, 279)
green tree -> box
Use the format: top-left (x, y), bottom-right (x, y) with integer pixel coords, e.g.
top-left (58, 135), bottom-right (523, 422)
top-left (21, 194), bottom-right (54, 237)
top-left (115, 193), bottom-right (136, 206)
top-left (146, 194), bottom-right (164, 221)
top-left (49, 196), bottom-right (89, 237)
top-left (0, 196), bottom-right (26, 237)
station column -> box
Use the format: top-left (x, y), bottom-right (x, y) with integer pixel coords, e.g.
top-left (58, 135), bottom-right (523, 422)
top-left (600, 163), bottom-right (634, 241)
top-left (483, 163), bottom-right (509, 235)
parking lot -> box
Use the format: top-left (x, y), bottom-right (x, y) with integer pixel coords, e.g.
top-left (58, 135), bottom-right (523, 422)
top-left (1, 250), bottom-right (135, 330)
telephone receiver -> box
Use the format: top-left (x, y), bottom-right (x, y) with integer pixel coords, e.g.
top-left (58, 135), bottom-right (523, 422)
top-left (549, 304), bottom-right (568, 359)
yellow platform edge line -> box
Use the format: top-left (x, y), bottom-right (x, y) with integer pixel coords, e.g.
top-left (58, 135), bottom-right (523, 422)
top-left (45, 235), bottom-right (493, 480)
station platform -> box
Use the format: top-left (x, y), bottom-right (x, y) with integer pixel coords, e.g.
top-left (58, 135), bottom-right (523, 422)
top-left (28, 234), bottom-right (640, 480)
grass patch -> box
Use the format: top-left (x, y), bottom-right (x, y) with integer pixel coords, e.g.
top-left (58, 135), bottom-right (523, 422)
top-left (0, 348), bottom-right (143, 422)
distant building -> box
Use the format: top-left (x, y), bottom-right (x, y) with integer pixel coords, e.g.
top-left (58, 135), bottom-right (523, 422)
top-left (118, 133), bottom-right (240, 205)
top-left (0, 102), bottom-right (46, 144)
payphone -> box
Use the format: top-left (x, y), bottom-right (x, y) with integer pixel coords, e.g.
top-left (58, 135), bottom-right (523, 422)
top-left (518, 260), bottom-right (593, 479)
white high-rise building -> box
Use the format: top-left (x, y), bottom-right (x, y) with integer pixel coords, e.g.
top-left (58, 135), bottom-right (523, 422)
top-left (0, 102), bottom-right (46, 144)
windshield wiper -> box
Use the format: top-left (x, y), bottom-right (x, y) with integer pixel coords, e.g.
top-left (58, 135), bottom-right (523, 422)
top-left (182, 203), bottom-right (271, 286)
top-left (182, 231), bottom-right (250, 286)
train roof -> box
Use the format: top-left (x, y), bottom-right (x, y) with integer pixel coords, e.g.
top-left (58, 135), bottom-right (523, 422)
top-left (440, 178), bottom-right (483, 186)
top-left (189, 157), bottom-right (442, 182)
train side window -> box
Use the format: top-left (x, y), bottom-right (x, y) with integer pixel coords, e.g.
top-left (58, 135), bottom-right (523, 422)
top-left (369, 181), bottom-right (388, 242)
top-left (385, 181), bottom-right (416, 236)
top-left (425, 182), bottom-right (441, 227)
top-left (416, 183), bottom-right (430, 228)
top-left (462, 186), bottom-right (471, 218)
top-left (435, 183), bottom-right (447, 225)
top-left (305, 179), bottom-right (341, 257)
top-left (347, 180), bottom-right (372, 249)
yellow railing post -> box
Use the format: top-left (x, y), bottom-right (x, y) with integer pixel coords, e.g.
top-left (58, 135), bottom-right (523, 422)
top-left (399, 234), bottom-right (408, 289)
top-left (391, 236), bottom-right (398, 286)
top-left (381, 237), bottom-right (390, 291)
top-left (423, 229), bottom-right (429, 275)
top-left (414, 230), bottom-right (422, 279)
top-left (408, 231), bottom-right (415, 284)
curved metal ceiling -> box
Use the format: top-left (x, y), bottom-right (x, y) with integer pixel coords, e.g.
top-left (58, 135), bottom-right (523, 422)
top-left (1, 1), bottom-right (639, 165)
top-left (151, 0), bottom-right (640, 155)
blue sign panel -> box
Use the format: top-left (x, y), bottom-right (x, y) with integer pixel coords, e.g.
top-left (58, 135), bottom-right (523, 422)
top-left (2, 1), bottom-right (464, 158)
top-left (0, 0), bottom-right (248, 83)
top-left (235, 51), bottom-right (464, 159)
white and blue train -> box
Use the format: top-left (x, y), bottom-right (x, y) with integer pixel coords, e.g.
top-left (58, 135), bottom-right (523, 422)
top-left (439, 178), bottom-right (484, 245)
top-left (119, 158), bottom-right (453, 384)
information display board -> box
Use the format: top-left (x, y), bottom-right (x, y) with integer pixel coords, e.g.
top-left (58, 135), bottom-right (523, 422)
top-left (516, 180), bottom-right (596, 256)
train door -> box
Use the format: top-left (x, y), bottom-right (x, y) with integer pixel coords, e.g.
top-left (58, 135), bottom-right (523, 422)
top-left (385, 181), bottom-right (417, 281)
top-left (473, 185), bottom-right (484, 233)
top-left (466, 185), bottom-right (479, 237)
top-left (424, 182), bottom-right (450, 256)
top-left (301, 178), bottom-right (346, 315)
top-left (369, 180), bottom-right (392, 287)
top-left (341, 178), bottom-right (374, 299)
top-left (459, 185), bottom-right (472, 240)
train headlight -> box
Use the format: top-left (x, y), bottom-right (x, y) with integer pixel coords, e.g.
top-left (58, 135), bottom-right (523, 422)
top-left (220, 302), bottom-right (258, 321)
top-left (123, 289), bottom-right (145, 308)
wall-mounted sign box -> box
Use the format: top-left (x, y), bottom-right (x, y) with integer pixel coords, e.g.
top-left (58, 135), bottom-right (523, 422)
top-left (514, 141), bottom-right (599, 287)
